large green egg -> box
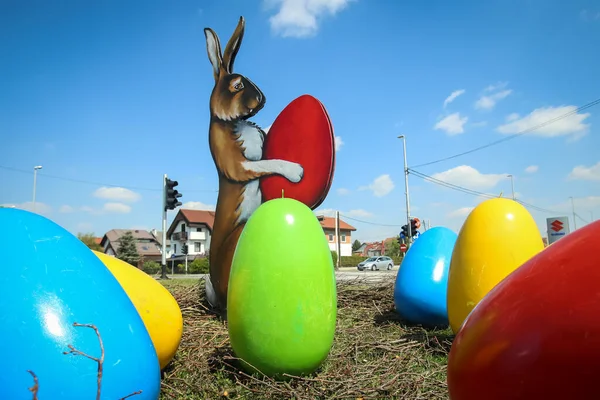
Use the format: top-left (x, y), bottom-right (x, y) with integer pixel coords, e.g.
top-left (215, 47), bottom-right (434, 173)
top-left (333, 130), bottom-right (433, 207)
top-left (227, 197), bottom-right (337, 378)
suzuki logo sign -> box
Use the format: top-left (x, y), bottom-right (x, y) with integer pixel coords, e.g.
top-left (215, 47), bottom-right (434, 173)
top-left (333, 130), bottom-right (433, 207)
top-left (546, 217), bottom-right (570, 244)
top-left (550, 219), bottom-right (564, 232)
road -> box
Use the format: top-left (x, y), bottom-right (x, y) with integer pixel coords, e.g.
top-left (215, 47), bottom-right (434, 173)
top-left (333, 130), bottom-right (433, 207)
top-left (164, 267), bottom-right (398, 284)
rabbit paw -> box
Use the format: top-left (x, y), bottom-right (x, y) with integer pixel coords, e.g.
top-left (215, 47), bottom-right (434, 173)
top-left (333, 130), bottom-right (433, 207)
top-left (284, 162), bottom-right (304, 183)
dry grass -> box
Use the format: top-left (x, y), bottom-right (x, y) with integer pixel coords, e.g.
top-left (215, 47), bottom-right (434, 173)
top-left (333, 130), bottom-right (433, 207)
top-left (158, 276), bottom-right (453, 400)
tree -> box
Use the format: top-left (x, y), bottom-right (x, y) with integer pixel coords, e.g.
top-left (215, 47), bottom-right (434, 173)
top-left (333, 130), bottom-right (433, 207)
top-left (117, 231), bottom-right (140, 267)
top-left (352, 239), bottom-right (362, 252)
top-left (385, 237), bottom-right (401, 258)
top-left (77, 233), bottom-right (103, 252)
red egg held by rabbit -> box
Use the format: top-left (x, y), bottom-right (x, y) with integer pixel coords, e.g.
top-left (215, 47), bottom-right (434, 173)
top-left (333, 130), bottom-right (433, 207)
top-left (260, 95), bottom-right (335, 209)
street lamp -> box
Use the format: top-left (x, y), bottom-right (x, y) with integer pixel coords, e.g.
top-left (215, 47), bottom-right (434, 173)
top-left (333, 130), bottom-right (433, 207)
top-left (33, 165), bottom-right (42, 213)
top-left (397, 135), bottom-right (412, 243)
top-left (570, 196), bottom-right (577, 230)
top-left (507, 174), bottom-right (515, 200)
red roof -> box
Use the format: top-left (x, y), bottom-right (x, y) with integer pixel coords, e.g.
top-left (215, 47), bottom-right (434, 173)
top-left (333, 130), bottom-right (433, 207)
top-left (167, 208), bottom-right (216, 237)
top-left (317, 216), bottom-right (356, 231)
top-left (94, 237), bottom-right (102, 245)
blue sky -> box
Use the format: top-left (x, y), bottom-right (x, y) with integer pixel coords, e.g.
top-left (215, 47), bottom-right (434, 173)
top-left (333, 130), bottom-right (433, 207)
top-left (1, 0), bottom-right (599, 242)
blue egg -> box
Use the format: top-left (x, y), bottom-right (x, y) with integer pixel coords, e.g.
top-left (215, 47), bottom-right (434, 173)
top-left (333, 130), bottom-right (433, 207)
top-left (0, 209), bottom-right (160, 399)
top-left (394, 226), bottom-right (457, 327)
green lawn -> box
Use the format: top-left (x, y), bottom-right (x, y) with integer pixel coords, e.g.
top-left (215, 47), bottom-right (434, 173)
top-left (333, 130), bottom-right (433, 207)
top-left (157, 277), bottom-right (452, 399)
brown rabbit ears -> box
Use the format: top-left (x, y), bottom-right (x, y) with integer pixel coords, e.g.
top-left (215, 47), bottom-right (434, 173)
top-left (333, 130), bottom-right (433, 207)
top-left (204, 16), bottom-right (245, 82)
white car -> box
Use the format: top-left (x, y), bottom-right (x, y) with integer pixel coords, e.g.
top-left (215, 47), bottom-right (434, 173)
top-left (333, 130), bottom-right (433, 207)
top-left (357, 256), bottom-right (394, 271)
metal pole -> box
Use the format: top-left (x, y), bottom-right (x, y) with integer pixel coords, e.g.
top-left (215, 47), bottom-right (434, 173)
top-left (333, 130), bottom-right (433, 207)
top-left (161, 174), bottom-right (168, 279)
top-left (507, 174), bottom-right (515, 200)
top-left (570, 197), bottom-right (577, 230)
top-left (32, 165), bottom-right (42, 212)
top-left (335, 211), bottom-right (341, 269)
top-left (398, 135), bottom-right (412, 244)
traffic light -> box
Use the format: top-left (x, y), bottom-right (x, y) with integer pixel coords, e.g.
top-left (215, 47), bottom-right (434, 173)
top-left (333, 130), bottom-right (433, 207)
top-left (401, 224), bottom-right (409, 238)
top-left (164, 178), bottom-right (182, 211)
top-left (182, 243), bottom-right (189, 255)
top-left (410, 217), bottom-right (421, 237)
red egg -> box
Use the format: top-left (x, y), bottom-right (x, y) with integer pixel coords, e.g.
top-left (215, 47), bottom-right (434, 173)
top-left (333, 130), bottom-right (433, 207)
top-left (260, 95), bottom-right (335, 210)
top-left (447, 220), bottom-right (600, 400)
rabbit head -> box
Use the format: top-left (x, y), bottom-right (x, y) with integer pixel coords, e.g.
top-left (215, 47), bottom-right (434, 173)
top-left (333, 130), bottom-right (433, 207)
top-left (204, 16), bottom-right (265, 121)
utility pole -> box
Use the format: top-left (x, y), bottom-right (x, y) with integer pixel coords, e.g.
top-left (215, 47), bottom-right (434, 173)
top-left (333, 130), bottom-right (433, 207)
top-left (570, 196), bottom-right (577, 230)
top-left (398, 135), bottom-right (412, 244)
top-left (161, 174), bottom-right (168, 279)
top-left (32, 165), bottom-right (42, 212)
top-left (507, 174), bottom-right (515, 200)
top-left (335, 211), bottom-right (341, 269)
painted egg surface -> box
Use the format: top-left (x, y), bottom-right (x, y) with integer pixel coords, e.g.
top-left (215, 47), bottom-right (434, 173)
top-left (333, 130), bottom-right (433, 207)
top-left (447, 220), bottom-right (600, 400)
top-left (93, 251), bottom-right (183, 370)
top-left (227, 198), bottom-right (337, 378)
top-left (394, 227), bottom-right (457, 327)
top-left (260, 94), bottom-right (335, 210)
top-left (0, 209), bottom-right (160, 400)
top-left (446, 198), bottom-right (544, 333)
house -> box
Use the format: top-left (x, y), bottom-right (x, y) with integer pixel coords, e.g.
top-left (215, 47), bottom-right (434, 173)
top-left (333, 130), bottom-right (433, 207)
top-left (99, 229), bottom-right (162, 264)
top-left (165, 208), bottom-right (215, 261)
top-left (354, 241), bottom-right (384, 257)
top-left (316, 215), bottom-right (356, 257)
top-left (150, 229), bottom-right (172, 258)
top-left (354, 237), bottom-right (397, 257)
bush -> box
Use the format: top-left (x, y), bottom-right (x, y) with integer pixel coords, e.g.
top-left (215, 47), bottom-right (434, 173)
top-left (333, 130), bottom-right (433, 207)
top-left (331, 251), bottom-right (338, 268)
top-left (142, 260), bottom-right (161, 275)
top-left (176, 257), bottom-right (210, 274)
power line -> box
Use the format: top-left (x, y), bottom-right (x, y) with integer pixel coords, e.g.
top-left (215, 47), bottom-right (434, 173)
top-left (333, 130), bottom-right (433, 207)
top-left (409, 168), bottom-right (572, 216)
top-left (339, 214), bottom-right (404, 227)
top-left (0, 165), bottom-right (218, 193)
top-left (409, 97), bottom-right (600, 169)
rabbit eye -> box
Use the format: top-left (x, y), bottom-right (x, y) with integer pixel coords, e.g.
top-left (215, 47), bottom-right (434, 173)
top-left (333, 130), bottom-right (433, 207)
top-left (234, 82), bottom-right (244, 91)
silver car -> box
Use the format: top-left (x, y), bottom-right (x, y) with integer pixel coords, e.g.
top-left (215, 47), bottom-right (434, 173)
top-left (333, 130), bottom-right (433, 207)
top-left (357, 256), bottom-right (394, 271)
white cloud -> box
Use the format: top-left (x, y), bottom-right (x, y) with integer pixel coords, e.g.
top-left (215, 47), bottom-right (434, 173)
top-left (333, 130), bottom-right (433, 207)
top-left (265, 0), bottom-right (354, 38)
top-left (506, 112), bottom-right (520, 121)
top-left (336, 188), bottom-right (350, 195)
top-left (443, 89), bottom-right (466, 108)
top-left (434, 112), bottom-right (468, 135)
top-left (447, 207), bottom-right (474, 218)
top-left (470, 121), bottom-right (487, 128)
top-left (359, 174), bottom-right (395, 197)
top-left (0, 201), bottom-right (52, 215)
top-left (335, 135), bottom-right (344, 151)
top-left (181, 201), bottom-right (216, 211)
top-left (59, 205), bottom-right (75, 213)
top-left (93, 187), bottom-right (141, 203)
top-left (484, 81), bottom-right (508, 92)
top-left (497, 105), bottom-right (591, 140)
top-left (568, 161), bottom-right (600, 181)
top-left (431, 165), bottom-right (508, 190)
top-left (525, 165), bottom-right (539, 174)
top-left (102, 202), bottom-right (131, 214)
top-left (474, 89), bottom-right (512, 110)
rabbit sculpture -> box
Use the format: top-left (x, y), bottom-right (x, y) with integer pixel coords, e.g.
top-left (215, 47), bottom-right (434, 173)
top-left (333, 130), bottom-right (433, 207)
top-left (203, 16), bottom-right (304, 309)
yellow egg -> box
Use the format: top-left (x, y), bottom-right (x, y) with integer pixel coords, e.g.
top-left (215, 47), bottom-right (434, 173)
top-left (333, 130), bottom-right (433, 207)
top-left (93, 251), bottom-right (183, 370)
top-left (447, 198), bottom-right (544, 333)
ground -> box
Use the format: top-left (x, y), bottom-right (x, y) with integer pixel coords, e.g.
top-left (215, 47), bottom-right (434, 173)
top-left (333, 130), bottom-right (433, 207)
top-left (158, 277), bottom-right (452, 399)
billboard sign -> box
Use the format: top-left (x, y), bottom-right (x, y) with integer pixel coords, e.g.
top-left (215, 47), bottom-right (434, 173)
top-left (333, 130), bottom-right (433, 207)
top-left (546, 216), bottom-right (570, 244)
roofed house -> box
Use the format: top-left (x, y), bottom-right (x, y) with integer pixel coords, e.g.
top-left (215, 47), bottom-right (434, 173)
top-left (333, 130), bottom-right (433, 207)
top-left (316, 215), bottom-right (357, 257)
top-left (354, 237), bottom-right (399, 257)
top-left (166, 209), bottom-right (215, 261)
top-left (100, 229), bottom-right (162, 264)
top-left (150, 229), bottom-right (172, 258)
